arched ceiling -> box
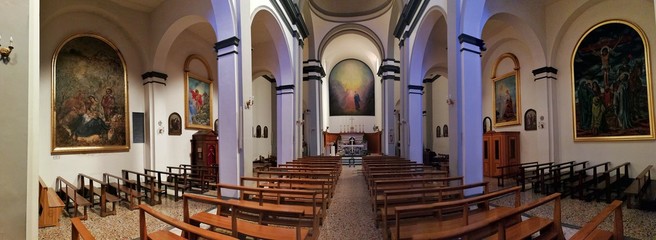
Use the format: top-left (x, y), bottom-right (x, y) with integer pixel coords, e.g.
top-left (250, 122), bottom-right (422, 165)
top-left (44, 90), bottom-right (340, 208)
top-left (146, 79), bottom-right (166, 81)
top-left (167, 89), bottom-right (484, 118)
top-left (322, 33), bottom-right (381, 76)
top-left (307, 0), bottom-right (393, 22)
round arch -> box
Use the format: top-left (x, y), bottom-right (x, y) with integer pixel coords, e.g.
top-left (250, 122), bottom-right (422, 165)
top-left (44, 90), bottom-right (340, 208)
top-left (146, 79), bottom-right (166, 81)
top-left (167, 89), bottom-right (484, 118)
top-left (317, 24), bottom-right (385, 61)
top-left (153, 15), bottom-right (214, 71)
top-left (482, 13), bottom-right (547, 68)
top-left (408, 6), bottom-right (446, 86)
top-left (251, 7), bottom-right (294, 87)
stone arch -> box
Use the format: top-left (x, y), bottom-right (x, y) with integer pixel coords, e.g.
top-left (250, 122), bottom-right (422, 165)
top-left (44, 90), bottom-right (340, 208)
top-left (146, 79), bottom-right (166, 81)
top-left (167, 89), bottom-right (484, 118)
top-left (153, 15), bottom-right (214, 71)
top-left (317, 24), bottom-right (385, 61)
top-left (408, 6), bottom-right (446, 86)
top-left (251, 7), bottom-right (294, 87)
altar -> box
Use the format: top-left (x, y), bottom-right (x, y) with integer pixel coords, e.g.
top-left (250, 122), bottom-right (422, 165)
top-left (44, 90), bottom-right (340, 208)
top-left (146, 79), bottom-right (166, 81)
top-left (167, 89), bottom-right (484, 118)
top-left (323, 131), bottom-right (381, 156)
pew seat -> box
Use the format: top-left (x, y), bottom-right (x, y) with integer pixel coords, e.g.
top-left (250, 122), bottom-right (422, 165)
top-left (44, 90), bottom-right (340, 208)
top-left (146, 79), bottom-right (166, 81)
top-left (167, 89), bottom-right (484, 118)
top-left (38, 177), bottom-right (65, 228)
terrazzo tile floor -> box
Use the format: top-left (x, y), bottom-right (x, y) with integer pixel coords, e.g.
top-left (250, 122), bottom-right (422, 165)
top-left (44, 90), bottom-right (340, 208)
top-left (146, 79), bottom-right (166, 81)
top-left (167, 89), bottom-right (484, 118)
top-left (39, 167), bottom-right (656, 239)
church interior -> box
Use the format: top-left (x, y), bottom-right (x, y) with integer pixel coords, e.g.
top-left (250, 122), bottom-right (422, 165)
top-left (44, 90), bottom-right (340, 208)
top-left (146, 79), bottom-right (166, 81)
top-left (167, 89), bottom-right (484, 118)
top-left (1, 0), bottom-right (656, 239)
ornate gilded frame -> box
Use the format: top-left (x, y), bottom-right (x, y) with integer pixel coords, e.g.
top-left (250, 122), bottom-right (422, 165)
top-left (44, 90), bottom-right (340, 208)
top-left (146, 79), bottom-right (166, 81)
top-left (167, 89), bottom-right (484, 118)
top-left (51, 33), bottom-right (130, 154)
top-left (184, 54), bottom-right (214, 130)
top-left (492, 53), bottom-right (521, 127)
top-left (571, 19), bottom-right (654, 141)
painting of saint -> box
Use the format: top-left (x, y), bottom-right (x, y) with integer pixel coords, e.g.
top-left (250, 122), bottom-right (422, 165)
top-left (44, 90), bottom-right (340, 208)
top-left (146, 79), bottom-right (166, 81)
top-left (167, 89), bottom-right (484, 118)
top-left (328, 59), bottom-right (375, 116)
top-left (185, 73), bottom-right (213, 130)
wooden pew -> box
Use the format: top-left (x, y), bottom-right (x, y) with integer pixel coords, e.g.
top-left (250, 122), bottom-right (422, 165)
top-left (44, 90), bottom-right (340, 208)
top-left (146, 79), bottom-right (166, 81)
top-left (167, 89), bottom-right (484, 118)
top-left (379, 182), bottom-right (488, 231)
top-left (496, 161), bottom-right (537, 187)
top-left (388, 186), bottom-right (522, 240)
top-left (168, 165), bottom-right (218, 193)
top-left (104, 173), bottom-right (142, 210)
top-left (570, 200), bottom-right (624, 240)
top-left (71, 217), bottom-right (95, 240)
top-left (183, 193), bottom-right (309, 240)
top-left (38, 177), bottom-right (65, 228)
top-left (139, 204), bottom-right (236, 240)
top-left (56, 177), bottom-right (91, 220)
top-left (216, 183), bottom-right (321, 236)
top-left (596, 162), bottom-right (631, 203)
top-left (624, 165), bottom-right (652, 208)
top-left (517, 162), bottom-right (553, 191)
top-left (366, 171), bottom-right (448, 189)
top-left (540, 161), bottom-right (588, 195)
top-left (370, 176), bottom-right (464, 211)
top-left (241, 176), bottom-right (332, 210)
top-left (534, 161), bottom-right (575, 193)
top-left (122, 169), bottom-right (158, 205)
top-left (256, 170), bottom-right (337, 195)
top-left (572, 162), bottom-right (610, 200)
top-left (78, 174), bottom-right (120, 217)
top-left (410, 193), bottom-right (564, 240)
top-left (144, 168), bottom-right (189, 201)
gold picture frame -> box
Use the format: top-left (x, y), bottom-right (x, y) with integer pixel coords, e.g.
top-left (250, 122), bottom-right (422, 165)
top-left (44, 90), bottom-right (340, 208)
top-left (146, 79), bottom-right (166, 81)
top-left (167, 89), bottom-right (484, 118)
top-left (571, 19), bottom-right (654, 141)
top-left (51, 34), bottom-right (130, 154)
top-left (492, 53), bottom-right (521, 127)
top-left (184, 72), bottom-right (213, 130)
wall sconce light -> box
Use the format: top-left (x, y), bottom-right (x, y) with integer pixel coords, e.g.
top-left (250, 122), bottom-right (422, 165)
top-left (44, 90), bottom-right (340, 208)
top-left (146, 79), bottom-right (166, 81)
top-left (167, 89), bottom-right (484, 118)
top-left (446, 95), bottom-right (455, 105)
top-left (245, 96), bottom-right (254, 109)
top-left (0, 35), bottom-right (14, 64)
top-left (296, 119), bottom-right (305, 125)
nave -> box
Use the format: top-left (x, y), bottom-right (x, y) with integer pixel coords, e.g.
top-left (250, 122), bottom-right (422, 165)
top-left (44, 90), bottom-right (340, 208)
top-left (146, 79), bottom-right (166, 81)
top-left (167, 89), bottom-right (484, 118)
top-left (39, 160), bottom-right (656, 239)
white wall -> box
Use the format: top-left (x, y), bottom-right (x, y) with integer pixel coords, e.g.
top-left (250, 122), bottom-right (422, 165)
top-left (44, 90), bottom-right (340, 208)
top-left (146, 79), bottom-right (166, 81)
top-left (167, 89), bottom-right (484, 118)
top-left (432, 77), bottom-right (449, 153)
top-left (252, 76), bottom-right (274, 159)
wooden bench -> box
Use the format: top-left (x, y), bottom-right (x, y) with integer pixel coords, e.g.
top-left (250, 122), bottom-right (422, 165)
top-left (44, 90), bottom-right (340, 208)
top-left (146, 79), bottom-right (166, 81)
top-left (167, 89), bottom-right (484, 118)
top-left (534, 161), bottom-right (575, 193)
top-left (379, 182), bottom-right (488, 231)
top-left (122, 169), bottom-right (158, 205)
top-left (138, 204), bottom-right (236, 240)
top-left (496, 161), bottom-right (537, 187)
top-left (78, 173), bottom-right (120, 217)
top-left (216, 183), bottom-right (321, 236)
top-left (104, 173), bottom-right (143, 210)
top-left (595, 162), bottom-right (631, 203)
top-left (572, 162), bottom-right (610, 200)
top-left (388, 186), bottom-right (522, 240)
top-left (539, 161), bottom-right (588, 195)
top-left (570, 200), bottom-right (624, 240)
top-left (38, 177), bottom-right (65, 228)
top-left (168, 165), bottom-right (218, 193)
top-left (624, 165), bottom-right (652, 208)
top-left (410, 193), bottom-right (564, 240)
top-left (241, 176), bottom-right (332, 210)
top-left (71, 217), bottom-right (95, 240)
top-left (366, 171), bottom-right (448, 189)
top-left (370, 176), bottom-right (464, 211)
top-left (256, 170), bottom-right (337, 195)
top-left (183, 193), bottom-right (309, 240)
top-left (144, 168), bottom-right (189, 201)
top-left (517, 162), bottom-right (553, 191)
top-left (56, 177), bottom-right (91, 220)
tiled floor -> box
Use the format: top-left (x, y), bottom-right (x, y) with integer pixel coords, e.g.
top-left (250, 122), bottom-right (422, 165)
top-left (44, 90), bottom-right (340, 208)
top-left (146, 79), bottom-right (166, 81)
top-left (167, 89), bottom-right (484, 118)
top-left (39, 167), bottom-right (656, 239)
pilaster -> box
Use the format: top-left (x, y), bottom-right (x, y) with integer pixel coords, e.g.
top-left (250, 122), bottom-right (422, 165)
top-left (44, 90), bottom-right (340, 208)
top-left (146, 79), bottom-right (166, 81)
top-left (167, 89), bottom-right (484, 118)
top-left (303, 59), bottom-right (325, 156)
top-left (141, 71), bottom-right (167, 170)
top-left (378, 59), bottom-right (400, 155)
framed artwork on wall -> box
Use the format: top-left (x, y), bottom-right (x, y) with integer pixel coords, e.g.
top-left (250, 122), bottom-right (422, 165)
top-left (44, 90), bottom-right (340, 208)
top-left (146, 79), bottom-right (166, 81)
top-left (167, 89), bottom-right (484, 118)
top-left (492, 53), bottom-right (521, 127)
top-left (168, 112), bottom-right (182, 136)
top-left (524, 109), bottom-right (537, 131)
top-left (184, 72), bottom-right (213, 130)
top-left (328, 59), bottom-right (375, 116)
top-left (483, 116), bottom-right (492, 133)
top-left (571, 20), bottom-right (654, 141)
top-left (51, 34), bottom-right (130, 154)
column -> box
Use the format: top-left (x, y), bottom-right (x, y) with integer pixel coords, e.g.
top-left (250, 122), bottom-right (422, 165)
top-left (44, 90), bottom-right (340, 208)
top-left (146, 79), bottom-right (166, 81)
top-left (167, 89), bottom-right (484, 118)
top-left (454, 33), bottom-right (485, 187)
top-left (214, 36), bottom-right (242, 191)
top-left (277, 85), bottom-right (295, 164)
top-left (303, 59), bottom-right (325, 156)
top-left (423, 79), bottom-right (434, 150)
top-left (141, 71), bottom-right (168, 170)
top-left (532, 66), bottom-right (558, 163)
top-left (378, 59), bottom-right (400, 155)
top-left (407, 84), bottom-right (424, 163)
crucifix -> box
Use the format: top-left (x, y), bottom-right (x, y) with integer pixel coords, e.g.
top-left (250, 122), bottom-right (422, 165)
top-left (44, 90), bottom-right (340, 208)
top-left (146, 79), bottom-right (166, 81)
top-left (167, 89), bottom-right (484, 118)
top-left (349, 117), bottom-right (355, 132)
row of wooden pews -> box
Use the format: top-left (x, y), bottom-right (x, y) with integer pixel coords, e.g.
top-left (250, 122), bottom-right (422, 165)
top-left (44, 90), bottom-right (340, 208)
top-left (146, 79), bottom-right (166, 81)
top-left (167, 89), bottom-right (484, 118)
top-left (176, 156), bottom-right (341, 240)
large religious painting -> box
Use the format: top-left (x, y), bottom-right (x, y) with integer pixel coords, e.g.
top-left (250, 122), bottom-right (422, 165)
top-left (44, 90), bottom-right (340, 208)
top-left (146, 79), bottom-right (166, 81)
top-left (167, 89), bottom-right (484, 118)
top-left (329, 59), bottom-right (375, 116)
top-left (492, 53), bottom-right (521, 127)
top-left (571, 20), bottom-right (654, 141)
top-left (51, 34), bottom-right (130, 154)
top-left (185, 72), bottom-right (213, 130)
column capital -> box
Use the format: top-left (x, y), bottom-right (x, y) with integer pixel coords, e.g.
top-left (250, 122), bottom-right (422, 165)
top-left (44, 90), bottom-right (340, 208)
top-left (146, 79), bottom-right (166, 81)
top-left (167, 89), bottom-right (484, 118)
top-left (214, 36), bottom-right (240, 58)
top-left (423, 74), bottom-right (441, 83)
top-left (303, 59), bottom-right (325, 82)
top-left (532, 66), bottom-right (558, 81)
top-left (378, 59), bottom-right (401, 81)
top-left (458, 34), bottom-right (486, 55)
top-left (276, 84), bottom-right (295, 94)
top-left (408, 84), bottom-right (424, 94)
top-left (141, 71), bottom-right (167, 86)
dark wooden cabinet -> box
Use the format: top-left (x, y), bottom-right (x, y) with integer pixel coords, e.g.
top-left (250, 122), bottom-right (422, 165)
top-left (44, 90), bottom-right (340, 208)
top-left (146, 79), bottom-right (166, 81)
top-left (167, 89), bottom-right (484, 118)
top-left (190, 130), bottom-right (218, 167)
top-left (483, 131), bottom-right (520, 177)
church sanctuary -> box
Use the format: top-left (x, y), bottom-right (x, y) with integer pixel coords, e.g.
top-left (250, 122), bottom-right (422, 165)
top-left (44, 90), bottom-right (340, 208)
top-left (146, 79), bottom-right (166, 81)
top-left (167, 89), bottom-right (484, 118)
top-left (3, 0), bottom-right (656, 239)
